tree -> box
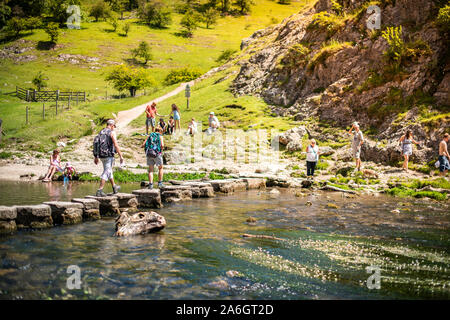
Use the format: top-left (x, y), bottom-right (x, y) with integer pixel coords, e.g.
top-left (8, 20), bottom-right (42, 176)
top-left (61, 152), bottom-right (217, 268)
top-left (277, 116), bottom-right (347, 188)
top-left (44, 22), bottom-right (60, 43)
top-left (105, 0), bottom-right (126, 19)
top-left (233, 0), bottom-right (254, 14)
top-left (105, 65), bottom-right (156, 97)
top-left (180, 10), bottom-right (200, 37)
top-left (202, 7), bottom-right (218, 29)
top-left (46, 0), bottom-right (82, 24)
top-left (32, 71), bottom-right (48, 91)
top-left (108, 13), bottom-right (119, 31)
top-left (90, 0), bottom-right (111, 22)
top-left (0, 0), bottom-right (11, 30)
top-left (220, 0), bottom-right (230, 13)
top-left (138, 0), bottom-right (172, 28)
top-left (6, 16), bottom-right (41, 36)
top-left (122, 21), bottom-right (131, 36)
top-left (131, 41), bottom-right (152, 64)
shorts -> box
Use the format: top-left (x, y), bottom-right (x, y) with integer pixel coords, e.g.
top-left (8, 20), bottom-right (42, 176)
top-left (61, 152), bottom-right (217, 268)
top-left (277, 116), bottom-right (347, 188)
top-left (352, 146), bottom-right (361, 159)
top-left (146, 117), bottom-right (156, 127)
top-left (438, 155), bottom-right (450, 172)
top-left (100, 157), bottom-right (114, 181)
top-left (173, 111), bottom-right (180, 121)
top-left (147, 154), bottom-right (163, 167)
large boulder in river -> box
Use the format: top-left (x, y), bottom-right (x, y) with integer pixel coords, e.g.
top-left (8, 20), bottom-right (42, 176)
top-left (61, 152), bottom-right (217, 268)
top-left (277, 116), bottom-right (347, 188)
top-left (115, 211), bottom-right (166, 237)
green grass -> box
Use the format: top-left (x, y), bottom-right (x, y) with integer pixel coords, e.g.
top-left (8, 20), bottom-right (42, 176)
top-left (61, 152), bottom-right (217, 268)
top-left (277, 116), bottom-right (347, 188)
top-left (130, 67), bottom-right (297, 132)
top-left (78, 169), bottom-right (226, 183)
top-left (0, 0), bottom-right (312, 150)
top-left (307, 40), bottom-right (353, 71)
top-left (386, 187), bottom-right (447, 201)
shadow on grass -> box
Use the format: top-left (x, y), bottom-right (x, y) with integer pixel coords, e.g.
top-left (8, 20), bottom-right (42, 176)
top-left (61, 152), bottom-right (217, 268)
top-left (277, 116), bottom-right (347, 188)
top-left (36, 41), bottom-right (57, 50)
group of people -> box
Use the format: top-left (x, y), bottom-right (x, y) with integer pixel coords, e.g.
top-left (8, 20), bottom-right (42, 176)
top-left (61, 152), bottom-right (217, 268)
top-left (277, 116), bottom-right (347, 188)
top-left (43, 110), bottom-right (449, 195)
top-left (42, 148), bottom-right (76, 182)
top-left (304, 122), bottom-right (450, 179)
top-left (145, 102), bottom-right (220, 136)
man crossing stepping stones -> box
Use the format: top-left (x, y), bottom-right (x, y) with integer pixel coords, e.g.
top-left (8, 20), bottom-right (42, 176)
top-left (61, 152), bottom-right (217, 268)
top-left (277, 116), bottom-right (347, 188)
top-left (93, 119), bottom-right (124, 197)
top-left (142, 127), bottom-right (165, 189)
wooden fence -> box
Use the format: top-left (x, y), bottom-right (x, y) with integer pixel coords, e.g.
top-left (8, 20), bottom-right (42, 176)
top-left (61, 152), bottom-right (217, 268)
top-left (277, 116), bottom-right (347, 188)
top-left (16, 86), bottom-right (86, 103)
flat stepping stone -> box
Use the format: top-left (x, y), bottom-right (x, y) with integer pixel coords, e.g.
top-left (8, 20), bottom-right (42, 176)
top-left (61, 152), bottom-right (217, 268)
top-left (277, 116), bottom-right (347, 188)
top-left (43, 201), bottom-right (84, 225)
top-left (132, 189), bottom-right (163, 208)
top-left (161, 189), bottom-right (192, 203)
top-left (114, 193), bottom-right (139, 209)
top-left (209, 179), bottom-right (247, 193)
top-left (241, 178), bottom-right (266, 190)
top-left (85, 196), bottom-right (120, 217)
top-left (71, 198), bottom-right (101, 221)
top-left (14, 204), bottom-right (53, 229)
top-left (0, 206), bottom-right (17, 234)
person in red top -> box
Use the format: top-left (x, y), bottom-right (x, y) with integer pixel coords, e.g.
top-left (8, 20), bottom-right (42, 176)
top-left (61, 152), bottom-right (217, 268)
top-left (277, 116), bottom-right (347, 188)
top-left (145, 102), bottom-right (162, 134)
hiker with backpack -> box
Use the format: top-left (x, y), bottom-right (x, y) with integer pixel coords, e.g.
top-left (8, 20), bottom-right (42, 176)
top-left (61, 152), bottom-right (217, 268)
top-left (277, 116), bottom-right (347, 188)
top-left (93, 119), bottom-right (124, 197)
top-left (141, 127), bottom-right (165, 189)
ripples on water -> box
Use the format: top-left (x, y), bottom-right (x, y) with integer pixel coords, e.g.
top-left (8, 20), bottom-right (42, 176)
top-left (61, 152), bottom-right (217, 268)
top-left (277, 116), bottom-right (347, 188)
top-left (0, 181), bottom-right (449, 299)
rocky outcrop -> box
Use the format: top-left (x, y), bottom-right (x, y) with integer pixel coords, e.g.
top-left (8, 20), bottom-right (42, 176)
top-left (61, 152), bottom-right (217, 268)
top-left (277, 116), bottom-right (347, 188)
top-left (230, 0), bottom-right (448, 164)
top-left (15, 204), bottom-right (53, 229)
top-left (0, 206), bottom-right (17, 234)
top-left (115, 211), bottom-right (166, 237)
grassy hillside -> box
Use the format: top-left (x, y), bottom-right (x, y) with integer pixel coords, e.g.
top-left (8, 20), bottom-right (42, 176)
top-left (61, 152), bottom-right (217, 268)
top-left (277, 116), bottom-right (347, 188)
top-left (0, 0), bottom-right (314, 152)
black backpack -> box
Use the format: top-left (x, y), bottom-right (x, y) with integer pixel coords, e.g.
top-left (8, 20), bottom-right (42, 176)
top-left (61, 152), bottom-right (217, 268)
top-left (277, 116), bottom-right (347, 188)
top-left (93, 128), bottom-right (115, 158)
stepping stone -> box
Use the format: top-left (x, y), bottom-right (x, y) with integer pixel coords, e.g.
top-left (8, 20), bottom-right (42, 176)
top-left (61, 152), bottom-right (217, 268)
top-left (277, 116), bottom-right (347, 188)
top-left (242, 178), bottom-right (266, 190)
top-left (43, 201), bottom-right (84, 225)
top-left (0, 206), bottom-right (17, 234)
top-left (161, 188), bottom-right (193, 203)
top-left (14, 204), bottom-right (53, 229)
top-left (71, 198), bottom-right (101, 221)
top-left (132, 189), bottom-right (163, 208)
top-left (114, 193), bottom-right (138, 209)
top-left (85, 196), bottom-right (120, 217)
top-left (209, 179), bottom-right (247, 193)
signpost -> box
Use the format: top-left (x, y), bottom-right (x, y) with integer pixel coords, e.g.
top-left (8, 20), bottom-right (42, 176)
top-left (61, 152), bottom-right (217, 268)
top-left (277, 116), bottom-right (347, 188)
top-left (185, 84), bottom-right (191, 110)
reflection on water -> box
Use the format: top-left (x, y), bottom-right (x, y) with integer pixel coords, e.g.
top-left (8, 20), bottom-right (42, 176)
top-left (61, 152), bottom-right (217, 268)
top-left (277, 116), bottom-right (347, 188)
top-left (0, 182), bottom-right (449, 300)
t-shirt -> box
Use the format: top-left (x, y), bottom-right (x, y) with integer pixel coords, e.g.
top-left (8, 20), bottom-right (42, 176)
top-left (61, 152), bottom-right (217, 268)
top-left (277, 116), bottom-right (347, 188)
top-left (352, 130), bottom-right (364, 149)
top-left (146, 106), bottom-right (157, 118)
top-left (306, 145), bottom-right (319, 162)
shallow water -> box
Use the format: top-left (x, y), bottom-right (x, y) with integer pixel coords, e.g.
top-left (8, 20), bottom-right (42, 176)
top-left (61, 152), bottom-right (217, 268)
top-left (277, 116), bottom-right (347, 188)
top-left (0, 181), bottom-right (449, 300)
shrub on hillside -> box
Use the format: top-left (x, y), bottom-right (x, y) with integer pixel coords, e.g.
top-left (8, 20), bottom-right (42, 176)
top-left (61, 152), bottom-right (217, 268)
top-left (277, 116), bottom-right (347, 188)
top-left (138, 0), bottom-right (172, 28)
top-left (307, 40), bottom-right (351, 71)
top-left (180, 10), bottom-right (201, 37)
top-left (5, 17), bottom-right (42, 36)
top-left (279, 43), bottom-right (310, 69)
top-left (307, 11), bottom-right (345, 37)
top-left (164, 68), bottom-right (202, 85)
top-left (436, 4), bottom-right (450, 33)
top-left (131, 41), bottom-right (153, 64)
top-left (44, 22), bottom-right (60, 44)
top-left (90, 0), bottom-right (111, 22)
top-left (216, 49), bottom-right (238, 63)
top-left (105, 65), bottom-right (157, 97)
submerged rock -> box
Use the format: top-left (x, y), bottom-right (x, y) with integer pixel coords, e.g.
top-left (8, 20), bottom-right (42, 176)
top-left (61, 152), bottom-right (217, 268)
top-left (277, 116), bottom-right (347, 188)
top-left (115, 211), bottom-right (166, 237)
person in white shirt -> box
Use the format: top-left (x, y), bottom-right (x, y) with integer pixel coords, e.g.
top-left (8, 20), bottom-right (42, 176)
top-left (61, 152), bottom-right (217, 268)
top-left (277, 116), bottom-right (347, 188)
top-left (207, 112), bottom-right (220, 134)
top-left (306, 139), bottom-right (319, 179)
top-left (186, 118), bottom-right (198, 135)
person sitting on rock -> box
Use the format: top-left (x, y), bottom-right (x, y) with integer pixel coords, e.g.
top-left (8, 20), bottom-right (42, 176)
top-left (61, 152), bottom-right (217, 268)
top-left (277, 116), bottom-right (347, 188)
top-left (399, 129), bottom-right (420, 172)
top-left (306, 139), bottom-right (319, 179)
top-left (43, 149), bottom-right (64, 182)
top-left (167, 116), bottom-right (175, 135)
top-left (159, 118), bottom-right (167, 134)
top-left (186, 118), bottom-right (197, 136)
top-left (207, 112), bottom-right (220, 134)
top-left (348, 122), bottom-right (364, 172)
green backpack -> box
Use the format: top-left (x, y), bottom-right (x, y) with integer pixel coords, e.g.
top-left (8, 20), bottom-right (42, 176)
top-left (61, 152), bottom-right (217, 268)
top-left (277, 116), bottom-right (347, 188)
top-left (145, 132), bottom-right (161, 158)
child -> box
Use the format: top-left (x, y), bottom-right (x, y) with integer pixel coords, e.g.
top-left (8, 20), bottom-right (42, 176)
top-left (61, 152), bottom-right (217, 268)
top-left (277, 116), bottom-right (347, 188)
top-left (170, 104), bottom-right (181, 133)
top-left (186, 118), bottom-right (197, 136)
top-left (167, 116), bottom-right (175, 135)
top-left (159, 118), bottom-right (166, 134)
top-left (64, 162), bottom-right (76, 180)
top-left (43, 149), bottom-right (64, 182)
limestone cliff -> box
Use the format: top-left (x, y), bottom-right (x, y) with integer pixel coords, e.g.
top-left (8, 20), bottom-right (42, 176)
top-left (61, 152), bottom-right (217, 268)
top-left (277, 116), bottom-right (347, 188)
top-left (230, 0), bottom-right (449, 164)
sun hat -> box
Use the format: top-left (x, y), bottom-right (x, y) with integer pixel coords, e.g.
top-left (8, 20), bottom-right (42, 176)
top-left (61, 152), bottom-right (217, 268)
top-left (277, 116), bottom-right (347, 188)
top-left (210, 112), bottom-right (214, 115)
top-left (107, 119), bottom-right (116, 126)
